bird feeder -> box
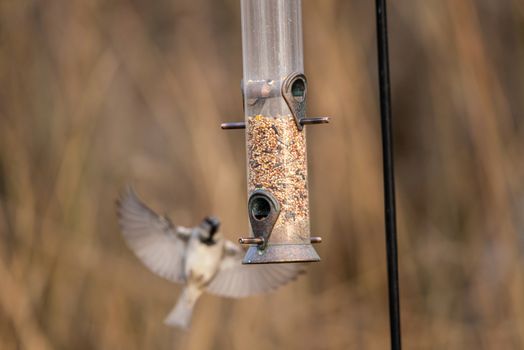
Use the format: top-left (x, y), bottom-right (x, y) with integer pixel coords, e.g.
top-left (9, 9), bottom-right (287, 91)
top-left (222, 0), bottom-right (328, 264)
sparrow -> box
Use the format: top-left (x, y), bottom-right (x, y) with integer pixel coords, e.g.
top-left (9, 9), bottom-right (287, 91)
top-left (116, 187), bottom-right (304, 329)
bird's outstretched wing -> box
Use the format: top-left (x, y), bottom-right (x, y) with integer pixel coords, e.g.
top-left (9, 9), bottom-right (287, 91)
top-left (116, 187), bottom-right (189, 283)
top-left (205, 241), bottom-right (305, 298)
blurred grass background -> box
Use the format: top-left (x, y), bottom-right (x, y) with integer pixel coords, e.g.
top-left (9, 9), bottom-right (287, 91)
top-left (1, 0), bottom-right (524, 349)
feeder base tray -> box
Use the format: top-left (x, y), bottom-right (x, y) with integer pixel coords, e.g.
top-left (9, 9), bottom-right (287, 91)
top-left (242, 243), bottom-right (320, 264)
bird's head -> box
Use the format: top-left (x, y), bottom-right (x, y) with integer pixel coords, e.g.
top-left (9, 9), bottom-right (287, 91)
top-left (199, 216), bottom-right (221, 245)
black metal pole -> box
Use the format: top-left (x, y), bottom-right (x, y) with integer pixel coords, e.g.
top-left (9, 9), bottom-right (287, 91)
top-left (375, 0), bottom-right (402, 349)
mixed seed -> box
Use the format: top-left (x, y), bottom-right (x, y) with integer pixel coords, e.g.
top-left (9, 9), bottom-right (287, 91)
top-left (247, 114), bottom-right (310, 238)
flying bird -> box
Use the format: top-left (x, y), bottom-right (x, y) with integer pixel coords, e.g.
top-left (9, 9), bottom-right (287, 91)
top-left (116, 187), bottom-right (304, 329)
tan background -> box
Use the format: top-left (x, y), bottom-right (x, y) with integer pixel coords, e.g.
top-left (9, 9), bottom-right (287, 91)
top-left (1, 0), bottom-right (524, 349)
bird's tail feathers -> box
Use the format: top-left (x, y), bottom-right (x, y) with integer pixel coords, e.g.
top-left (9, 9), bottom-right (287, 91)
top-left (164, 286), bottom-right (202, 329)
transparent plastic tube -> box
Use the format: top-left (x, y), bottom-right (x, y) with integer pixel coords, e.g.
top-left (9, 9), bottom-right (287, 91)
top-left (241, 0), bottom-right (303, 116)
top-left (241, 0), bottom-right (318, 263)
